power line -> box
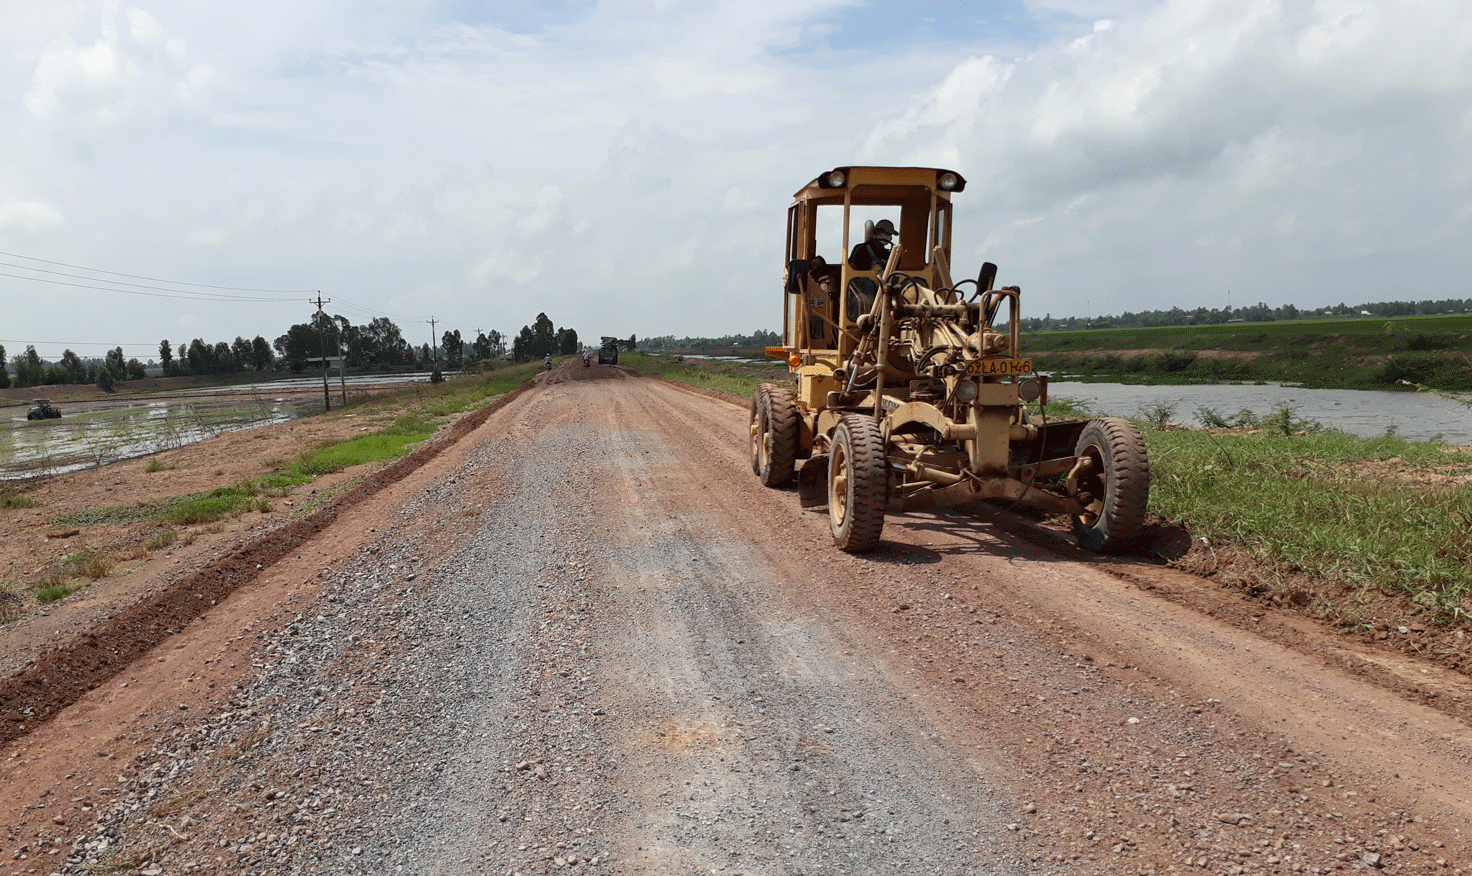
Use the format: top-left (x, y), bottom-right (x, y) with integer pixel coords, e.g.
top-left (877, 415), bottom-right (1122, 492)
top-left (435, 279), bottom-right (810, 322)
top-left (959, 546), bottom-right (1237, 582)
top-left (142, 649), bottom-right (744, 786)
top-left (333, 295), bottom-right (424, 322)
top-left (0, 269), bottom-right (300, 303)
top-left (0, 338), bottom-right (166, 349)
top-left (0, 249), bottom-right (314, 294)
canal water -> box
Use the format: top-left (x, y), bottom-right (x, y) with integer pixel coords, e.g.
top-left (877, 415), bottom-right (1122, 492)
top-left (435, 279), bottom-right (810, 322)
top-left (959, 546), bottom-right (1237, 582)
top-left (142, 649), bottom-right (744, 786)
top-left (1047, 382), bottom-right (1472, 445)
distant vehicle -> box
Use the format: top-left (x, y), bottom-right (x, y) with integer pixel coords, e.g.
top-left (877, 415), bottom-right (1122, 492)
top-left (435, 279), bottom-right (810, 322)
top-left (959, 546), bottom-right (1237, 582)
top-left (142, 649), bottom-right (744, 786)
top-left (598, 337), bottom-right (620, 365)
top-left (27, 399), bottom-right (62, 420)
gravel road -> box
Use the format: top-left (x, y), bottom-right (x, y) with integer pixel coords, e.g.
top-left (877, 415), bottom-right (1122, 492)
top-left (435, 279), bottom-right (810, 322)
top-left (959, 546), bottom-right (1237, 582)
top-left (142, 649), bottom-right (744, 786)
top-left (5, 366), bottom-right (1472, 876)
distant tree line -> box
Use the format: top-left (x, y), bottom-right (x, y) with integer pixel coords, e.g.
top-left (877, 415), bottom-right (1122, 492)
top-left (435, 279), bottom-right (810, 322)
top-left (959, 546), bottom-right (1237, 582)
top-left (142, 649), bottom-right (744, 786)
top-left (274, 313), bottom-right (512, 373)
top-left (2, 313), bottom-right (519, 388)
top-left (2, 342), bottom-right (148, 390)
top-left (1022, 298), bottom-right (1472, 332)
top-left (637, 330), bottom-right (779, 351)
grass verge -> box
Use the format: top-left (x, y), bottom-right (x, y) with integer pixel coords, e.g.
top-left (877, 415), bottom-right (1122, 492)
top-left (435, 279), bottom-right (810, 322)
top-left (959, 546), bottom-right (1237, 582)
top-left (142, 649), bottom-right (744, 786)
top-left (1147, 427), bottom-right (1472, 622)
top-left (1, 487), bottom-right (39, 510)
top-left (622, 351), bottom-right (791, 398)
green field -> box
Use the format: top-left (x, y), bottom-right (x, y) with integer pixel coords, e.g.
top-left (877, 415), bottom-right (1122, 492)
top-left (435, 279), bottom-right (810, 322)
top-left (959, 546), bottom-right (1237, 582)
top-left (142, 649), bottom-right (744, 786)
top-left (1021, 313), bottom-right (1472, 391)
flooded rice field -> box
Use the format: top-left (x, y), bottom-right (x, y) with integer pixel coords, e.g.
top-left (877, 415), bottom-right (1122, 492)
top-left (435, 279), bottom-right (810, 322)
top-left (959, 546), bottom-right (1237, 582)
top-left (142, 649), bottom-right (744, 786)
top-left (0, 375), bottom-right (429, 480)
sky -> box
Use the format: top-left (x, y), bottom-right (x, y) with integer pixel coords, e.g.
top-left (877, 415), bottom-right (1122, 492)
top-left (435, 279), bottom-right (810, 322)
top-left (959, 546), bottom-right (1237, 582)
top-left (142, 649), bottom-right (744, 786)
top-left (2, 0), bottom-right (1470, 361)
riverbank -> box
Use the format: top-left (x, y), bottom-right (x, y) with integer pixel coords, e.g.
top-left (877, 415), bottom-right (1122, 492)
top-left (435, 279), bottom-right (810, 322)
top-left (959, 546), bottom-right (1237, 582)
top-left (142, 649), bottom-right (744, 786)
top-left (1021, 313), bottom-right (1472, 391)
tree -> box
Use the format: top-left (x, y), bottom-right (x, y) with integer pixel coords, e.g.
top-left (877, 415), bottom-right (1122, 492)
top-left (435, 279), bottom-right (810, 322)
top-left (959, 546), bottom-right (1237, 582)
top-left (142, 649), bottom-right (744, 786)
top-left (60, 350), bottom-right (85, 384)
top-left (486, 329), bottom-right (506, 359)
top-left (0, 344), bottom-right (7, 389)
top-left (158, 340), bottom-right (173, 374)
top-left (105, 347), bottom-right (126, 378)
top-left (12, 346), bottom-right (43, 388)
top-left (360, 317), bottom-right (409, 367)
top-left (557, 327), bottom-right (579, 355)
top-left (441, 329), bottom-right (463, 368)
top-left (627, 334), bottom-right (637, 351)
top-left (96, 365), bottom-right (115, 391)
top-left (232, 337), bottom-right (253, 371)
top-left (512, 326), bottom-right (535, 362)
top-left (251, 336), bottom-right (274, 371)
top-left (126, 358), bottom-right (147, 380)
top-left (274, 324), bottom-right (320, 373)
top-left (531, 313), bottom-right (556, 358)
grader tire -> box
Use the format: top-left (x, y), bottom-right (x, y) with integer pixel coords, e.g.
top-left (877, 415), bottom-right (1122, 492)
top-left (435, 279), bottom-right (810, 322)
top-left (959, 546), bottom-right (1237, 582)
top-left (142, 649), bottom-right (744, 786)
top-left (750, 384), bottom-right (799, 487)
top-left (1070, 417), bottom-right (1150, 553)
top-left (828, 414), bottom-right (887, 552)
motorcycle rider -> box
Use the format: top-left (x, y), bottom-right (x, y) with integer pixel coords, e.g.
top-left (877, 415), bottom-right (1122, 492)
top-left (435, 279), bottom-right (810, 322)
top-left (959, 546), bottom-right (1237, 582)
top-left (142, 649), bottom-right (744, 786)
top-left (544, 352), bottom-right (553, 371)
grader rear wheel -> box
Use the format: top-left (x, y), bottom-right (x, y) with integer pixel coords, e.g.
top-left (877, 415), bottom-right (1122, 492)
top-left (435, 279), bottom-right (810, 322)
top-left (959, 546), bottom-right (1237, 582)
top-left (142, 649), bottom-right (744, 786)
top-left (828, 414), bottom-right (887, 552)
top-left (1069, 417), bottom-right (1150, 553)
top-left (750, 384), bottom-right (799, 487)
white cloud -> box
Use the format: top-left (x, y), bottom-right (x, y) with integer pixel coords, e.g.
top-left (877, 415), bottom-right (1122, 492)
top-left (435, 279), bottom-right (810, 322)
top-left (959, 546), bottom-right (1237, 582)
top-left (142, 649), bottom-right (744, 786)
top-left (24, 1), bottom-right (214, 132)
top-left (0, 0), bottom-right (1468, 356)
top-left (862, 0), bottom-right (1472, 317)
top-left (0, 198), bottom-right (65, 233)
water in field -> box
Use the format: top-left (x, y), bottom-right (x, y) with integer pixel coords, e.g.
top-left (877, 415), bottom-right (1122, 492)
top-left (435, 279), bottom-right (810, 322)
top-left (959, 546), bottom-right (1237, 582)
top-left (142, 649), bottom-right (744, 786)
top-left (1047, 382), bottom-right (1472, 445)
top-left (0, 374), bottom-right (434, 480)
top-left (0, 393), bottom-right (321, 480)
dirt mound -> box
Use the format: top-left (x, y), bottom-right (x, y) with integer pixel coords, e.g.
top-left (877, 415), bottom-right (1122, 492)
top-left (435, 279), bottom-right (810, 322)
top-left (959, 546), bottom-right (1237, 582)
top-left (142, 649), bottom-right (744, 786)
top-left (529, 360), bottom-right (641, 386)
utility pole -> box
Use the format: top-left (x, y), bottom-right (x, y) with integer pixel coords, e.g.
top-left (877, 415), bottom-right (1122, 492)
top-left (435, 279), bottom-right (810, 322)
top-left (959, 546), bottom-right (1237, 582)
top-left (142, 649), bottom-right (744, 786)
top-left (336, 320), bottom-right (347, 407)
top-left (427, 318), bottom-right (438, 368)
top-left (313, 292), bottom-right (331, 412)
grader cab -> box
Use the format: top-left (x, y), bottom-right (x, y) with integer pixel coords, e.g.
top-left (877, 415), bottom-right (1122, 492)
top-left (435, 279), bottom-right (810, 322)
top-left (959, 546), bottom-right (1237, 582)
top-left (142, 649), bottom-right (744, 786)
top-left (752, 166), bottom-right (1150, 553)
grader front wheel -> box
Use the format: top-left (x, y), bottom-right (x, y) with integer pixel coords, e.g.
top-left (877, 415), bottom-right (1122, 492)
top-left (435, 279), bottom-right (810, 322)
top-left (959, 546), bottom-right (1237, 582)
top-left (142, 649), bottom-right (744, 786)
top-left (1069, 417), bottom-right (1150, 553)
top-left (828, 414), bottom-right (887, 552)
top-left (750, 384), bottom-right (799, 487)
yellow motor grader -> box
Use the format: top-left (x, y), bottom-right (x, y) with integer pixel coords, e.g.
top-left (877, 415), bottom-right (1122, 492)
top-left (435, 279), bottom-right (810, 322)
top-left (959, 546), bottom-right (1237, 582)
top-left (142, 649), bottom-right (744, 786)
top-left (752, 165), bottom-right (1149, 553)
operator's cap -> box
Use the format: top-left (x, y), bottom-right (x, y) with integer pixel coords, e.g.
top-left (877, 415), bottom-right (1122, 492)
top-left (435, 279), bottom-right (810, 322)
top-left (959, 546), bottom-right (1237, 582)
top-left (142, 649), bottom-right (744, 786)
top-left (873, 219), bottom-right (898, 235)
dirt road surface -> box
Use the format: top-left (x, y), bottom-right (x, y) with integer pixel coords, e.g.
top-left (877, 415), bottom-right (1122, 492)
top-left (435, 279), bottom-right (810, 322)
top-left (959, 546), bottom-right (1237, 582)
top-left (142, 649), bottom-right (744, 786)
top-left (4, 364), bottom-right (1472, 875)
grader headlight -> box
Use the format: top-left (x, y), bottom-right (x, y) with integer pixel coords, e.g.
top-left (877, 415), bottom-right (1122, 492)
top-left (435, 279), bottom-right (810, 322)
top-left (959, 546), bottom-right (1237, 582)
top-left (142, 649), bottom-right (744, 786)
top-left (954, 378), bottom-right (980, 403)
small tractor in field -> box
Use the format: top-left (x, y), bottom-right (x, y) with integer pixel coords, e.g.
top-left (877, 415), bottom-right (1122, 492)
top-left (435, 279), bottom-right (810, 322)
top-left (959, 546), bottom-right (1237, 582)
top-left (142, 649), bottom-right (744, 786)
top-left (27, 399), bottom-right (62, 420)
top-left (752, 166), bottom-right (1149, 553)
top-left (599, 337), bottom-right (621, 365)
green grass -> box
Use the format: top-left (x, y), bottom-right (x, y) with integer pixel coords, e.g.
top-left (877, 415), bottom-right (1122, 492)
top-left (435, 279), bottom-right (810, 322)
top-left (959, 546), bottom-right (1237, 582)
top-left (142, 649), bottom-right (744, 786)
top-left (35, 582), bottom-right (77, 602)
top-left (1145, 427), bottom-right (1472, 621)
top-left (1022, 314), bottom-right (1472, 392)
top-left (622, 350), bottom-right (793, 397)
top-left (163, 484), bottom-right (270, 525)
top-left (63, 548), bottom-right (113, 579)
top-left (1, 488), bottom-right (39, 510)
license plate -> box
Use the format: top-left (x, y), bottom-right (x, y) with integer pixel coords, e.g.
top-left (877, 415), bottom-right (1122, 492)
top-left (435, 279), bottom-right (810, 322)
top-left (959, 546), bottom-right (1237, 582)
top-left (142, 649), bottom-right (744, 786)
top-left (965, 358), bottom-right (1033, 376)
